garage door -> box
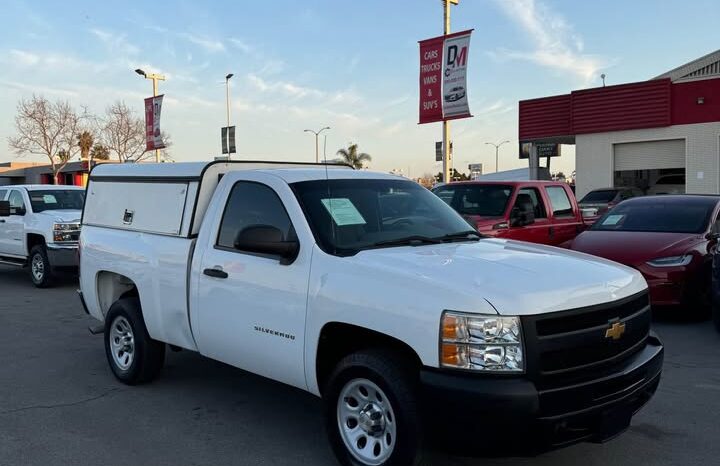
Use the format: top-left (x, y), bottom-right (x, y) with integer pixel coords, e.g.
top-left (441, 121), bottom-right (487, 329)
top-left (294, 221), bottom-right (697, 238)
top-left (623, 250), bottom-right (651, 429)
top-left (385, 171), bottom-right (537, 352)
top-left (613, 139), bottom-right (685, 171)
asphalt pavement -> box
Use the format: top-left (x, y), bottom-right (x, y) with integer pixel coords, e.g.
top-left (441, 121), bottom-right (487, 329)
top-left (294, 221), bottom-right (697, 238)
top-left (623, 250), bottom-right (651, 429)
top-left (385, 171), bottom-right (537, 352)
top-left (1, 264), bottom-right (718, 466)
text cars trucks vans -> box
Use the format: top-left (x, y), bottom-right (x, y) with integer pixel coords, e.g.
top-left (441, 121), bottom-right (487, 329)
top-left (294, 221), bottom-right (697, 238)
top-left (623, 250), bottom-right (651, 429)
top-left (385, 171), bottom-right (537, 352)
top-left (79, 161), bottom-right (663, 466)
top-left (0, 185), bottom-right (84, 287)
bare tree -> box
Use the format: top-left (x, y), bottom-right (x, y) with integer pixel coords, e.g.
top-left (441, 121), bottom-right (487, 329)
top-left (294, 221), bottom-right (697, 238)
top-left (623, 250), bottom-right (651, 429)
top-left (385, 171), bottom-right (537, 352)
top-left (99, 101), bottom-right (146, 163)
top-left (8, 95), bottom-right (84, 183)
top-left (99, 101), bottom-right (172, 163)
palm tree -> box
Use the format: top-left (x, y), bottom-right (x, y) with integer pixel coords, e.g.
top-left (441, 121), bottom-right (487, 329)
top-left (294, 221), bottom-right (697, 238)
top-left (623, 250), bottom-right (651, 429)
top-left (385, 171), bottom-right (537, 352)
top-left (77, 131), bottom-right (94, 160)
top-left (90, 144), bottom-right (110, 161)
top-left (336, 143), bottom-right (371, 169)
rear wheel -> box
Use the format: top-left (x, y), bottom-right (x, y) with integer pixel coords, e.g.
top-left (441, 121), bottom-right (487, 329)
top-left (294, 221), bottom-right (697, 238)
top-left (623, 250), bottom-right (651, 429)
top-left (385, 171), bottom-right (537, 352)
top-left (104, 297), bottom-right (165, 385)
top-left (29, 245), bottom-right (53, 288)
top-left (324, 350), bottom-right (422, 466)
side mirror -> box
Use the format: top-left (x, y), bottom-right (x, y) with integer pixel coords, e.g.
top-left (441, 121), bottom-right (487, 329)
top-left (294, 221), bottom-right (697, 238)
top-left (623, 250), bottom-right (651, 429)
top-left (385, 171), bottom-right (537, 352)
top-left (14, 206), bottom-right (26, 216)
top-left (234, 225), bottom-right (299, 264)
top-left (0, 201), bottom-right (9, 217)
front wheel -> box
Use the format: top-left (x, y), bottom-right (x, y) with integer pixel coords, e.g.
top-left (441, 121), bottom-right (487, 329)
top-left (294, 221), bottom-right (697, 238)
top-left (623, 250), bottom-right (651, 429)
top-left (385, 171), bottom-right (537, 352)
top-left (104, 297), bottom-right (165, 385)
top-left (324, 351), bottom-right (422, 466)
top-left (29, 245), bottom-right (53, 288)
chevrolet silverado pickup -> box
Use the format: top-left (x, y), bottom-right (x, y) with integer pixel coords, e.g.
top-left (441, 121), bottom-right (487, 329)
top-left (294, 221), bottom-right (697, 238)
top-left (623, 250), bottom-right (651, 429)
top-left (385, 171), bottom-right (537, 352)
top-left (0, 185), bottom-right (84, 287)
top-left (78, 161), bottom-right (663, 466)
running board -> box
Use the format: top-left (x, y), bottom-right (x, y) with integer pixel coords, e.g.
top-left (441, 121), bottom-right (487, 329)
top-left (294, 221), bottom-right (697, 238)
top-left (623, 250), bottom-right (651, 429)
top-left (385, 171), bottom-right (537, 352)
top-left (0, 257), bottom-right (25, 267)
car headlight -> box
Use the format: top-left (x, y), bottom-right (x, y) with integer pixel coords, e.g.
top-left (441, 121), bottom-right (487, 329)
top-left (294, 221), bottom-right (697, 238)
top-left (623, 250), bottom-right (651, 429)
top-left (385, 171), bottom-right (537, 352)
top-left (440, 311), bottom-right (524, 372)
top-left (646, 255), bottom-right (692, 267)
top-left (53, 223), bottom-right (80, 242)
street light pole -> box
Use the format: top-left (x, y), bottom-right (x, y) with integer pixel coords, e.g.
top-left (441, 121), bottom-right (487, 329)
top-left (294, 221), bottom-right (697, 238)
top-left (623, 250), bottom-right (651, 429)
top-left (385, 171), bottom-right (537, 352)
top-left (135, 68), bottom-right (166, 163)
top-left (304, 127), bottom-right (330, 163)
top-left (442, 0), bottom-right (459, 183)
top-left (485, 140), bottom-right (510, 172)
top-left (225, 73), bottom-right (234, 159)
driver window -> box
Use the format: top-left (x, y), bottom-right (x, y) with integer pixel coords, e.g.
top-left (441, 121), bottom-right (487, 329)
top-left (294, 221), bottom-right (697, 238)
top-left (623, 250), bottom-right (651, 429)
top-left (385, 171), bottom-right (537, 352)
top-left (514, 188), bottom-right (547, 219)
top-left (8, 190), bottom-right (25, 214)
top-left (216, 182), bottom-right (295, 251)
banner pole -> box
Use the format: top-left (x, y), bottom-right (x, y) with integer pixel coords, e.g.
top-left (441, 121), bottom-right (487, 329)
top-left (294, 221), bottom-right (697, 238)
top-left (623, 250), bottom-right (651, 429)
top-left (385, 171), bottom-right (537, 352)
top-left (442, 0), bottom-right (452, 183)
top-left (153, 77), bottom-right (160, 163)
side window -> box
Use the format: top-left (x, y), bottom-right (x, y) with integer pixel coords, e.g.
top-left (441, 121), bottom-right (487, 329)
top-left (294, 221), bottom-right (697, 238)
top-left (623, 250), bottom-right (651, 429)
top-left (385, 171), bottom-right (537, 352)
top-left (619, 190), bottom-right (633, 200)
top-left (8, 190), bottom-right (26, 214)
top-left (216, 182), bottom-right (294, 250)
top-left (515, 187), bottom-right (547, 219)
top-left (0, 189), bottom-right (7, 200)
top-left (546, 186), bottom-right (574, 217)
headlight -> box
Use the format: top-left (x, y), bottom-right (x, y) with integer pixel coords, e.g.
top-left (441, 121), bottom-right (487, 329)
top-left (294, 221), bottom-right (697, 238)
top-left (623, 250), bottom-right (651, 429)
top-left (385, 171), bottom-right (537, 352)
top-left (646, 255), bottom-right (692, 267)
top-left (53, 223), bottom-right (80, 242)
top-left (440, 311), bottom-right (524, 372)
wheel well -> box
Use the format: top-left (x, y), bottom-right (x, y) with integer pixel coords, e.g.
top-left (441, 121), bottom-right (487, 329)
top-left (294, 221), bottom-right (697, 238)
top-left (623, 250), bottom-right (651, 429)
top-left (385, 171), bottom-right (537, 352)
top-left (315, 323), bottom-right (422, 394)
top-left (26, 234), bottom-right (45, 255)
top-left (96, 271), bottom-right (138, 317)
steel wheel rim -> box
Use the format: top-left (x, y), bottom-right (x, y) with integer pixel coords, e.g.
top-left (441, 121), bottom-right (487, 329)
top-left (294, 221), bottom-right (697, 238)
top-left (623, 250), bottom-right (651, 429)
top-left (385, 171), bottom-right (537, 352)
top-left (31, 254), bottom-right (44, 282)
top-left (337, 378), bottom-right (397, 465)
top-left (109, 316), bottom-right (135, 370)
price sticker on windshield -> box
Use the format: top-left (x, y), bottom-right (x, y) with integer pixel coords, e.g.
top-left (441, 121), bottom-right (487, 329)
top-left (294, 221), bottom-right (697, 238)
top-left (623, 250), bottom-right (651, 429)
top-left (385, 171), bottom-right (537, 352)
top-left (42, 194), bottom-right (57, 203)
top-left (321, 198), bottom-right (366, 226)
top-left (602, 214), bottom-right (624, 226)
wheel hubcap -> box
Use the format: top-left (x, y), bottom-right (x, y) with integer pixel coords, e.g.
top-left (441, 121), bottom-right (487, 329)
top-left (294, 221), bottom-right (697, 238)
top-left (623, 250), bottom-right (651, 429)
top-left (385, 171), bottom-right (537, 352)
top-left (109, 316), bottom-right (135, 370)
top-left (337, 378), bottom-right (396, 465)
top-left (31, 254), bottom-right (44, 281)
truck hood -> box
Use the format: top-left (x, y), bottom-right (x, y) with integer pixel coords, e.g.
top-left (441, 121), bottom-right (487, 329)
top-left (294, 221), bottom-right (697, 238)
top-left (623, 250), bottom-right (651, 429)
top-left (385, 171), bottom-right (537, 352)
top-left (36, 210), bottom-right (82, 223)
top-left (351, 239), bottom-right (646, 315)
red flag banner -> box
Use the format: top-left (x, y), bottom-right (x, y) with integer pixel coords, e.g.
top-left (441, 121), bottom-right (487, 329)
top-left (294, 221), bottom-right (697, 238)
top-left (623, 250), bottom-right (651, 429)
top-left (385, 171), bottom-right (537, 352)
top-left (418, 30), bottom-right (473, 124)
top-left (144, 95), bottom-right (166, 151)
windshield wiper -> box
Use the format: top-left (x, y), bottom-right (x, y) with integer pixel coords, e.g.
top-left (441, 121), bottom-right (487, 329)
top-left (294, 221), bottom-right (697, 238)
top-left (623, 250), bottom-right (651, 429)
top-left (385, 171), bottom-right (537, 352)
top-left (437, 230), bottom-right (483, 242)
top-left (372, 236), bottom-right (442, 248)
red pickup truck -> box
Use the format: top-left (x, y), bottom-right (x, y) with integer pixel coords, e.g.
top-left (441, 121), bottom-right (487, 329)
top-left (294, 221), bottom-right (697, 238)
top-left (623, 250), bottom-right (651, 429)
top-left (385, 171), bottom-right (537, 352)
top-left (433, 180), bottom-right (587, 246)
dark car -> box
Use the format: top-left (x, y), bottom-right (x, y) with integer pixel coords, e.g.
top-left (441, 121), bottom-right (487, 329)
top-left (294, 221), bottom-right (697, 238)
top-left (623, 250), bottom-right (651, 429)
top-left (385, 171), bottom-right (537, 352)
top-left (571, 195), bottom-right (720, 316)
top-left (578, 187), bottom-right (643, 219)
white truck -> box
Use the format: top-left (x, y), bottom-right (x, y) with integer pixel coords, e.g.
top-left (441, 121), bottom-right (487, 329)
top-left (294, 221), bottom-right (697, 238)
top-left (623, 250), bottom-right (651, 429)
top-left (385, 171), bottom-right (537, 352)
top-left (78, 161), bottom-right (664, 466)
top-left (0, 185), bottom-right (84, 287)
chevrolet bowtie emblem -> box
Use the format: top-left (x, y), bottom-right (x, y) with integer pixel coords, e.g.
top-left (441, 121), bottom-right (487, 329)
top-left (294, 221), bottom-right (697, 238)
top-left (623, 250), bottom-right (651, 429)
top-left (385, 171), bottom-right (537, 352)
top-left (605, 321), bottom-right (626, 340)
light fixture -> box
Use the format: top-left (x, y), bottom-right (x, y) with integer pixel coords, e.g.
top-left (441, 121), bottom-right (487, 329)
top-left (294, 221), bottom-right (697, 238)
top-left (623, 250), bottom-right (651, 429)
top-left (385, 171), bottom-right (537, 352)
top-left (134, 68), bottom-right (146, 77)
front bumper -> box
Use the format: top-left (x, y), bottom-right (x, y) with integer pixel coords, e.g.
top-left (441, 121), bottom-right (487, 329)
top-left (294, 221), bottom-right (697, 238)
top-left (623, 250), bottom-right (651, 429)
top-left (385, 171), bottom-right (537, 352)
top-left (419, 333), bottom-right (663, 455)
top-left (46, 243), bottom-right (78, 268)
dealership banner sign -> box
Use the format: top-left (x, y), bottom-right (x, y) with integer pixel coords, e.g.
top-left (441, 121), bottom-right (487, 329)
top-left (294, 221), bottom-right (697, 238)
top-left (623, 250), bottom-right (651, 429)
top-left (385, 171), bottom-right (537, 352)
top-left (144, 95), bottom-right (166, 151)
top-left (419, 29), bottom-right (473, 124)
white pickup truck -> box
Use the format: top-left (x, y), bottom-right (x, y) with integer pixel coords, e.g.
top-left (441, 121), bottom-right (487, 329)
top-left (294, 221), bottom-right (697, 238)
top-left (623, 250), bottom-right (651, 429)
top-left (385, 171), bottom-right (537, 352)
top-left (0, 185), bottom-right (84, 286)
top-left (79, 161), bottom-right (664, 466)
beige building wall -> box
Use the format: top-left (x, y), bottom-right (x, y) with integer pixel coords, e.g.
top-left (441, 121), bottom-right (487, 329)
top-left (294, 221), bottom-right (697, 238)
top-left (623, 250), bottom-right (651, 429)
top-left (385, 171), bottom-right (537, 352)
top-left (575, 122), bottom-right (720, 199)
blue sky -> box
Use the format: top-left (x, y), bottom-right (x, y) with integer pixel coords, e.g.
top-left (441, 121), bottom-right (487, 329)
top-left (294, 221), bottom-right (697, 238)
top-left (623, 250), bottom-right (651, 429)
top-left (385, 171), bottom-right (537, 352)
top-left (1, 0), bottom-right (718, 176)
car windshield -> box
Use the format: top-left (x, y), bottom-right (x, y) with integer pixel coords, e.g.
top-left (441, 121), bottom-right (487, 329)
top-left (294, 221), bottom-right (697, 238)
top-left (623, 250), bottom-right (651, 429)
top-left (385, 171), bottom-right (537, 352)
top-left (591, 200), bottom-right (714, 233)
top-left (432, 184), bottom-right (512, 217)
top-left (579, 189), bottom-right (618, 204)
top-left (292, 178), bottom-right (479, 256)
top-left (29, 190), bottom-right (85, 213)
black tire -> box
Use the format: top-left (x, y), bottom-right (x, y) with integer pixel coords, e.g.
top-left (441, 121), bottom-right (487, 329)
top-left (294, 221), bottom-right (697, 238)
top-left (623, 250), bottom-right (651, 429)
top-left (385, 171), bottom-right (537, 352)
top-left (104, 297), bottom-right (165, 385)
top-left (29, 245), bottom-right (53, 288)
top-left (713, 302), bottom-right (720, 333)
top-left (324, 350), bottom-right (422, 466)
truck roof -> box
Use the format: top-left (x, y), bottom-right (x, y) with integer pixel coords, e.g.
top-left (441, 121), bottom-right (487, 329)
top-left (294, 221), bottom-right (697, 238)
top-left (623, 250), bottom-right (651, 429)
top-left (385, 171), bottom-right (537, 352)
top-left (441, 180), bottom-right (569, 187)
top-left (89, 161), bottom-right (363, 182)
top-left (3, 185), bottom-right (85, 191)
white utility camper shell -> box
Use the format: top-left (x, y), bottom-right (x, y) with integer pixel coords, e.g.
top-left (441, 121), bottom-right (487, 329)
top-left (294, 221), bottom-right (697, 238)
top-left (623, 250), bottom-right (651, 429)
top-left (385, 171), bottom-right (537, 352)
top-left (83, 161), bottom-right (352, 237)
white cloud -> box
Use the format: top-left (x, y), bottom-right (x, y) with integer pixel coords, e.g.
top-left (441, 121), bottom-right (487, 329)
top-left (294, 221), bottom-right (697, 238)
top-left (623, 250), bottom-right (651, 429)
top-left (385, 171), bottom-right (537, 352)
top-left (179, 33), bottom-right (225, 52)
top-left (247, 74), bottom-right (323, 99)
top-left (90, 28), bottom-right (140, 56)
top-left (228, 38), bottom-right (252, 54)
top-left (0, 80), bottom-right (78, 97)
top-left (491, 0), bottom-right (606, 85)
top-left (9, 49), bottom-right (39, 66)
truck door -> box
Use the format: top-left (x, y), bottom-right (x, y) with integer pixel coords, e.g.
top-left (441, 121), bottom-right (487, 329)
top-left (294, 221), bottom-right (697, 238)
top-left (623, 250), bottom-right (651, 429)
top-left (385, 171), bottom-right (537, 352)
top-left (507, 186), bottom-right (551, 244)
top-left (544, 185), bottom-right (581, 245)
top-left (0, 189), bottom-right (27, 257)
top-left (193, 179), bottom-right (310, 390)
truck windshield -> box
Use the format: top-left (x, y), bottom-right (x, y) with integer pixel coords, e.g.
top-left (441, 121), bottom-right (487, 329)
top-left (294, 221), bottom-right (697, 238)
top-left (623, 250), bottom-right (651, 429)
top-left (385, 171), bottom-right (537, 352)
top-left (432, 184), bottom-right (512, 217)
top-left (292, 179), bottom-right (479, 256)
top-left (29, 190), bottom-right (85, 212)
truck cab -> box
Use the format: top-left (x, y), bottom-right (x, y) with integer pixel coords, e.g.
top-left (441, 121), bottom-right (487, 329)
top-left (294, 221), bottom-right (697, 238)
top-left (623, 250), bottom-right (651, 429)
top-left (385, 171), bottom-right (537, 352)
top-left (0, 185), bottom-right (84, 286)
top-left (79, 161), bottom-right (663, 466)
top-left (433, 180), bottom-right (586, 246)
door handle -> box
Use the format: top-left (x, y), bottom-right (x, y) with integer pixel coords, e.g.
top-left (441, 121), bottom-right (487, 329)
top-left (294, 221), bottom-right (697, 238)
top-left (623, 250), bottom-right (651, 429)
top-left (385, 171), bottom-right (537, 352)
top-left (548, 226), bottom-right (554, 238)
top-left (203, 267), bottom-right (228, 279)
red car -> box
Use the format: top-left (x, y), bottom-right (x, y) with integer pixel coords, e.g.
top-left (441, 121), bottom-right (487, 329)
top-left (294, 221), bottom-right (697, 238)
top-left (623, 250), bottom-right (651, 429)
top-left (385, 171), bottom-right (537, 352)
top-left (571, 195), bottom-right (720, 313)
top-left (433, 181), bottom-right (586, 246)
